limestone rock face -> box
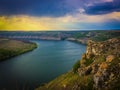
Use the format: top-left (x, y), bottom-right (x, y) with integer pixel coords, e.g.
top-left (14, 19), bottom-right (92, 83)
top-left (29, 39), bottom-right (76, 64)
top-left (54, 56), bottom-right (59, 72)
top-left (93, 62), bottom-right (109, 89)
top-left (91, 64), bottom-right (98, 74)
top-left (78, 66), bottom-right (92, 76)
top-left (106, 55), bottom-right (115, 62)
top-left (86, 38), bottom-right (120, 59)
top-left (78, 37), bottom-right (120, 90)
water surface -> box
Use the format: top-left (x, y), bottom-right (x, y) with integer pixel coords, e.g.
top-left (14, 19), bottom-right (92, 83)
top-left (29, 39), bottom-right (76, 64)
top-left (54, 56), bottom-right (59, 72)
top-left (0, 40), bottom-right (86, 90)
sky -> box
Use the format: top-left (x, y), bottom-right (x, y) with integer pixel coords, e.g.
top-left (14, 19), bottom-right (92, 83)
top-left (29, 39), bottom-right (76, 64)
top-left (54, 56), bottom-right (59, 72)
top-left (0, 0), bottom-right (120, 31)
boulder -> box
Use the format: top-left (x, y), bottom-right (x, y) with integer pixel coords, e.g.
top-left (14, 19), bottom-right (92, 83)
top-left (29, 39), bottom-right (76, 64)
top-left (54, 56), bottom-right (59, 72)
top-left (106, 55), bottom-right (115, 63)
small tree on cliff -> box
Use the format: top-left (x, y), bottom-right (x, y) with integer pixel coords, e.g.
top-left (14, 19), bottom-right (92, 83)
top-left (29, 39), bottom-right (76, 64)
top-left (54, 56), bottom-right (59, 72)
top-left (73, 60), bottom-right (80, 73)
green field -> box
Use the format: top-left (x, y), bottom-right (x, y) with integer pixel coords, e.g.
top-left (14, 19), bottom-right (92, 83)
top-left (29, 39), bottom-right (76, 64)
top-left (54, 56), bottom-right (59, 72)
top-left (0, 38), bottom-right (37, 61)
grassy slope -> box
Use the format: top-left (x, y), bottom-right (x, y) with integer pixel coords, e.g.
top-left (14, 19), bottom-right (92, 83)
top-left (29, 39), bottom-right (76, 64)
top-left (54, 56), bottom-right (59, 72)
top-left (36, 71), bottom-right (93, 90)
top-left (0, 38), bottom-right (37, 61)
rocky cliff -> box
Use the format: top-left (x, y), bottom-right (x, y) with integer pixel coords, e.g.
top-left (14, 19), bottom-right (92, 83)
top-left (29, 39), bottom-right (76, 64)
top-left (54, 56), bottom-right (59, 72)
top-left (36, 37), bottom-right (120, 90)
top-left (79, 37), bottom-right (120, 90)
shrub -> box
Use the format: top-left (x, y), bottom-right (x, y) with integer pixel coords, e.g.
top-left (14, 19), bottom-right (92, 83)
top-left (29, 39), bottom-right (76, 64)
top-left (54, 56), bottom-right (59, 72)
top-left (95, 56), bottom-right (106, 64)
top-left (73, 60), bottom-right (80, 73)
top-left (85, 59), bottom-right (93, 66)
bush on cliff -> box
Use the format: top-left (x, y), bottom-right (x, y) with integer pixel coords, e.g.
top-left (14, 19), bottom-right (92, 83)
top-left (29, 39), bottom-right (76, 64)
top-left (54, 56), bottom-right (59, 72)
top-left (73, 60), bottom-right (80, 73)
top-left (85, 59), bottom-right (93, 66)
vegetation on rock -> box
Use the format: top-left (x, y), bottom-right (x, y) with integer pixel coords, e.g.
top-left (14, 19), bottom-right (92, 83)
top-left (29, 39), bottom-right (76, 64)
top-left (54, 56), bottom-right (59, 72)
top-left (73, 60), bottom-right (80, 73)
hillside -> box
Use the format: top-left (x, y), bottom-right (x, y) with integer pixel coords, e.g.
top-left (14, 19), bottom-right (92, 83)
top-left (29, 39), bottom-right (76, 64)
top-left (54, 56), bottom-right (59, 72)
top-left (0, 38), bottom-right (37, 61)
top-left (67, 30), bottom-right (120, 44)
top-left (36, 37), bottom-right (120, 90)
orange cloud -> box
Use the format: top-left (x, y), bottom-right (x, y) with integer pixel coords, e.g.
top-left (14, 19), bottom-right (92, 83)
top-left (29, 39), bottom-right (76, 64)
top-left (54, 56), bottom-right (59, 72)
top-left (0, 15), bottom-right (70, 31)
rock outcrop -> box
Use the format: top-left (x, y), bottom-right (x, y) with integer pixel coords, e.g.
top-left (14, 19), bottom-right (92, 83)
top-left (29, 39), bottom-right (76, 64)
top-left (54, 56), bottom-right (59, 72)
top-left (78, 37), bottom-right (120, 90)
top-left (86, 37), bottom-right (120, 58)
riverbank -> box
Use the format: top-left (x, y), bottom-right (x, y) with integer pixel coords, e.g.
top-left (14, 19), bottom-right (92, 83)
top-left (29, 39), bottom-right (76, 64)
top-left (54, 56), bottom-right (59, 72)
top-left (0, 38), bottom-right (37, 61)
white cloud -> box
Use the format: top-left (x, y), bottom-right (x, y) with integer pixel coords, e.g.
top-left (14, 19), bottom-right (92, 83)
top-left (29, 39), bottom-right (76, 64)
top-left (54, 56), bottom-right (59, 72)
top-left (101, 0), bottom-right (113, 2)
top-left (58, 11), bottom-right (120, 23)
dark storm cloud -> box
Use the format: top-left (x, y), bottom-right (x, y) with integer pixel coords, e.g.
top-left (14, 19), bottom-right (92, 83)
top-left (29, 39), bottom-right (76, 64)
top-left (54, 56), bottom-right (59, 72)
top-left (84, 0), bottom-right (120, 15)
top-left (0, 0), bottom-right (73, 17)
top-left (0, 0), bottom-right (120, 16)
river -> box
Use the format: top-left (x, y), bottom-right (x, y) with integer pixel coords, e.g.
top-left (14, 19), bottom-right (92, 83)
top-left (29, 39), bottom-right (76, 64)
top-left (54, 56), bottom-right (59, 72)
top-left (0, 40), bottom-right (86, 90)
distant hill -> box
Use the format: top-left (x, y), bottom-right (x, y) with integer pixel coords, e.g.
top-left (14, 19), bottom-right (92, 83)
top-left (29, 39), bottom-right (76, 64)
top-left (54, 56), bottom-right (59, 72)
top-left (67, 30), bottom-right (120, 44)
top-left (0, 31), bottom-right (120, 42)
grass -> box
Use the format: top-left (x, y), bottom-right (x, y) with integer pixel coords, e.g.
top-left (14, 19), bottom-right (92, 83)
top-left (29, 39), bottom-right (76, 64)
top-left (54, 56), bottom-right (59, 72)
top-left (36, 71), bottom-right (94, 90)
top-left (94, 56), bottom-right (106, 64)
top-left (0, 38), bottom-right (37, 61)
top-left (85, 59), bottom-right (93, 66)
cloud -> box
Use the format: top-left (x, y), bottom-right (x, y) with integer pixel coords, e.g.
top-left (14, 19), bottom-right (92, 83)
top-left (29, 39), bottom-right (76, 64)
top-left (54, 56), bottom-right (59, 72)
top-left (84, 0), bottom-right (120, 15)
top-left (0, 0), bottom-right (119, 17)
top-left (0, 11), bottom-right (120, 30)
top-left (59, 11), bottom-right (120, 23)
top-left (0, 0), bottom-right (72, 17)
top-left (101, 0), bottom-right (113, 2)
top-left (0, 0), bottom-right (120, 30)
top-left (0, 15), bottom-right (70, 30)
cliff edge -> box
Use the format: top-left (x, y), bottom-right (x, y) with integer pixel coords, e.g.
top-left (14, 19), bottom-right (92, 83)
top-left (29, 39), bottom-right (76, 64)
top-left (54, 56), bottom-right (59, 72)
top-left (36, 37), bottom-right (120, 90)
